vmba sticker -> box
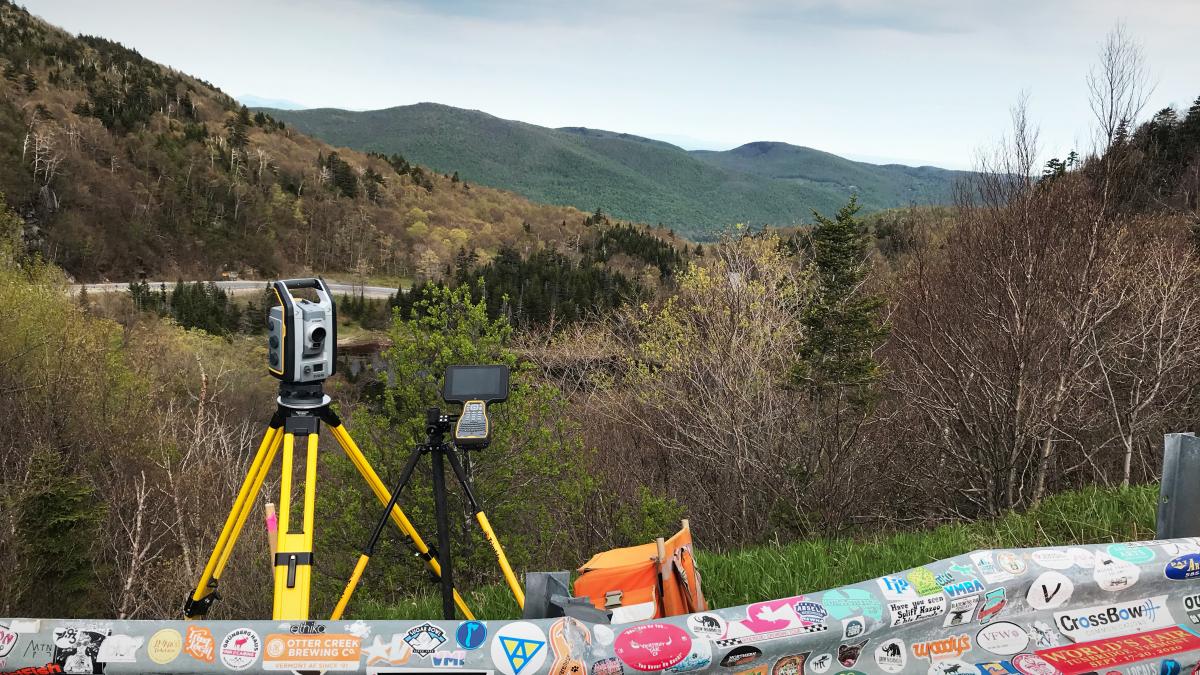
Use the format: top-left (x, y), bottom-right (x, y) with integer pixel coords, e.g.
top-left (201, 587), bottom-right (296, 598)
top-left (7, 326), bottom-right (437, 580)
top-left (1165, 553), bottom-right (1200, 580)
top-left (943, 579), bottom-right (984, 598)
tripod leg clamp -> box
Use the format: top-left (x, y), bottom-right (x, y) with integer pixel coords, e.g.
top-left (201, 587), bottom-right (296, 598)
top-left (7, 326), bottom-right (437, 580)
top-left (275, 552), bottom-right (314, 589)
top-left (182, 590), bottom-right (219, 618)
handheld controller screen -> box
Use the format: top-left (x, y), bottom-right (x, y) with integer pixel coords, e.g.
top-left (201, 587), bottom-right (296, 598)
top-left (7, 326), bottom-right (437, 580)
top-left (442, 365), bottom-right (509, 448)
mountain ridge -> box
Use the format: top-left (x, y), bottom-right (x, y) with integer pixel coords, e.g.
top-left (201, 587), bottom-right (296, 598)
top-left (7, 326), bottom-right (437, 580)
top-left (261, 102), bottom-right (971, 238)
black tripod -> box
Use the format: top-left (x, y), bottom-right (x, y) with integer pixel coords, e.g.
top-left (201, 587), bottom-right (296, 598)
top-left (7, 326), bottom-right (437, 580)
top-left (331, 407), bottom-right (524, 620)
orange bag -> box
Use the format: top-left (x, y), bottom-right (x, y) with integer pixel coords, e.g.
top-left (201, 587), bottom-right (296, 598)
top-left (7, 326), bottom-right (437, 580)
top-left (574, 521), bottom-right (708, 621)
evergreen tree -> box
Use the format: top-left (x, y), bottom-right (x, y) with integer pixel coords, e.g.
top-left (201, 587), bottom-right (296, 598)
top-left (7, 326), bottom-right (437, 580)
top-left (1180, 95), bottom-right (1200, 148)
top-left (19, 448), bottom-right (104, 615)
top-left (792, 196), bottom-right (887, 401)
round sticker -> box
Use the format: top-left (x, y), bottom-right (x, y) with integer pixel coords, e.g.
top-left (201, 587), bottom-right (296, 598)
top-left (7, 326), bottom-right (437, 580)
top-left (719, 645), bottom-right (761, 668)
top-left (667, 637), bottom-right (710, 673)
top-left (1026, 571), bottom-right (1074, 610)
top-left (1093, 553), bottom-right (1140, 591)
top-left (1031, 549), bottom-right (1073, 570)
top-left (219, 629), bottom-right (261, 671)
top-left (457, 621), bottom-right (487, 650)
top-left (614, 623), bottom-right (691, 672)
top-left (593, 625), bottom-right (614, 647)
top-left (976, 621), bottom-right (1029, 655)
top-left (1165, 553), bottom-right (1200, 580)
top-left (147, 629), bottom-right (182, 665)
top-left (592, 657), bottom-right (623, 675)
top-left (1068, 547), bottom-right (1095, 568)
top-left (1108, 543), bottom-right (1155, 564)
top-left (772, 653), bottom-right (808, 675)
top-left (809, 653), bottom-right (833, 673)
top-left (491, 622), bottom-right (548, 675)
top-left (1011, 653), bottom-right (1059, 675)
top-left (874, 639), bottom-right (906, 673)
top-left (995, 551), bottom-right (1026, 575)
top-left (686, 613), bottom-right (727, 639)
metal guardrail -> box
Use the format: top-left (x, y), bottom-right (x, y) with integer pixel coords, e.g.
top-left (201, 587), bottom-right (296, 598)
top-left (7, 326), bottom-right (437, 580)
top-left (4, 537), bottom-right (1200, 675)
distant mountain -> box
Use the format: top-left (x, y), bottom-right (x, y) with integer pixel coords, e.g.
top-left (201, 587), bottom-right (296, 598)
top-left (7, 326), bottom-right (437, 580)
top-left (262, 103), bottom-right (971, 238)
top-left (236, 94), bottom-right (308, 110)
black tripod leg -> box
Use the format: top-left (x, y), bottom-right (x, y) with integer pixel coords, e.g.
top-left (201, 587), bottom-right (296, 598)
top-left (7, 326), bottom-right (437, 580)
top-left (431, 444), bottom-right (456, 620)
top-left (444, 447), bottom-right (526, 609)
top-left (330, 443), bottom-right (425, 620)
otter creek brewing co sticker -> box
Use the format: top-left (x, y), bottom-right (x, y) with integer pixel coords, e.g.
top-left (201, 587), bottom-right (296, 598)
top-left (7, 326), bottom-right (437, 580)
top-left (262, 633), bottom-right (360, 671)
top-left (218, 629), bottom-right (261, 671)
top-left (615, 623), bottom-right (691, 672)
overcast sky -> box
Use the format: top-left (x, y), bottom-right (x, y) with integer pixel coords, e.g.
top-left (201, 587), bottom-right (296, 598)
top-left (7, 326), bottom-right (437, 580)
top-left (22, 0), bottom-right (1200, 169)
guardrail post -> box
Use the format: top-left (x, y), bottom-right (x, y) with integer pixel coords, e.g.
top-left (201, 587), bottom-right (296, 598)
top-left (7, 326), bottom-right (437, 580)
top-left (1156, 432), bottom-right (1200, 538)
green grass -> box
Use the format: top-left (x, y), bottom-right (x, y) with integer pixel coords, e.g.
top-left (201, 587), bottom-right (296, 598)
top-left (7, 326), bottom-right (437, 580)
top-left (362, 484), bottom-right (1158, 620)
top-left (260, 103), bottom-right (969, 239)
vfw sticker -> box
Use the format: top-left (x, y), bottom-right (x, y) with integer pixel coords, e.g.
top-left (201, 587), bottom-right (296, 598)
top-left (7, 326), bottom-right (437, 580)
top-left (491, 622), bottom-right (548, 675)
top-left (975, 622), bottom-right (1028, 655)
top-left (219, 628), bottom-right (261, 671)
top-left (614, 623), bottom-right (691, 672)
top-left (874, 639), bottom-right (906, 673)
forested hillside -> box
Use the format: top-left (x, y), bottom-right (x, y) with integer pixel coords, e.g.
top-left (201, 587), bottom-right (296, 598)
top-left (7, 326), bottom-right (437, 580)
top-left (0, 1), bottom-right (655, 281)
top-left (262, 102), bottom-right (968, 238)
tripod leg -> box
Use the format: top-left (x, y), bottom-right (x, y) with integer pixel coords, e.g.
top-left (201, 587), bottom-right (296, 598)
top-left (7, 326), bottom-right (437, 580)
top-left (445, 448), bottom-right (526, 610)
top-left (330, 443), bottom-right (425, 620)
top-left (273, 417), bottom-right (320, 620)
top-left (323, 418), bottom-right (475, 619)
top-left (431, 445), bottom-right (456, 620)
top-left (185, 414), bottom-right (284, 618)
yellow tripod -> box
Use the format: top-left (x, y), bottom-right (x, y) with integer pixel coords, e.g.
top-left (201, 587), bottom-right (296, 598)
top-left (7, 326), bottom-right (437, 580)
top-left (183, 384), bottom-right (475, 620)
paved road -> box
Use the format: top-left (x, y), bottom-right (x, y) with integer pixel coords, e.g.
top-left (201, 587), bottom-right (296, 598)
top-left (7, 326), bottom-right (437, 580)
top-left (70, 280), bottom-right (400, 299)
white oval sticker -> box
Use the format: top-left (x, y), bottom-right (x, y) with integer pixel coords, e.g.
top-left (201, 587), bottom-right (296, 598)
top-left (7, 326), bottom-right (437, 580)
top-left (976, 621), bottom-right (1029, 655)
top-left (1026, 571), bottom-right (1074, 610)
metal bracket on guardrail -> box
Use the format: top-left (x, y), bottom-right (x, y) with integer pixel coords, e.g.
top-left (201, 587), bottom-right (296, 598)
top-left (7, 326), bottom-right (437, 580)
top-left (1156, 432), bottom-right (1200, 538)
